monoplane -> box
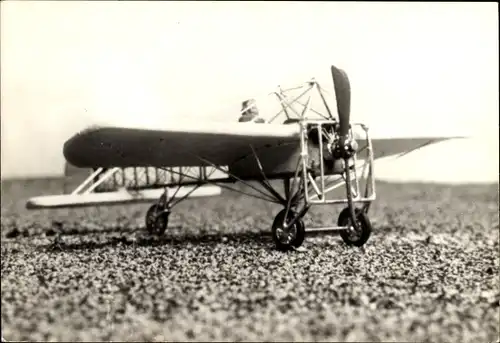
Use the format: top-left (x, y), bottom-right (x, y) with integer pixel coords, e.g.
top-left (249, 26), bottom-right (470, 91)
top-left (27, 65), bottom-right (461, 251)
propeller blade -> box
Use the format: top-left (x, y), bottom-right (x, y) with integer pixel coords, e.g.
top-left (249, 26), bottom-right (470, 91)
top-left (330, 65), bottom-right (351, 140)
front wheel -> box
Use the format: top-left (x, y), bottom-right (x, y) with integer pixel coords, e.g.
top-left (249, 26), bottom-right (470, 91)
top-left (271, 209), bottom-right (306, 251)
top-left (338, 207), bottom-right (372, 247)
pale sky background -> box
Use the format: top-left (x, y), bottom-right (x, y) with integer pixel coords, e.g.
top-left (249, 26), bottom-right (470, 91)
top-left (1, 1), bottom-right (498, 183)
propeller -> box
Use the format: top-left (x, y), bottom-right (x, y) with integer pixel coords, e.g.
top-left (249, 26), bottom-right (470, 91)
top-left (330, 65), bottom-right (359, 232)
top-left (330, 65), bottom-right (357, 157)
top-left (331, 65), bottom-right (351, 144)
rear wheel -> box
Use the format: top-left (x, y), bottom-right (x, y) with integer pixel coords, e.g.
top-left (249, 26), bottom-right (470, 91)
top-left (272, 209), bottom-right (306, 251)
top-left (338, 207), bottom-right (372, 247)
top-left (145, 204), bottom-right (169, 235)
top-left (153, 211), bottom-right (170, 236)
top-left (145, 204), bottom-right (159, 233)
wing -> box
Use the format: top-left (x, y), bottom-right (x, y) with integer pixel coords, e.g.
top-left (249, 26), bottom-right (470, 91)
top-left (63, 120), bottom-right (301, 168)
top-left (358, 136), bottom-right (464, 161)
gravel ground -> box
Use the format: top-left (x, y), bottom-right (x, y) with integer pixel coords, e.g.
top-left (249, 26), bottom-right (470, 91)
top-left (1, 178), bottom-right (499, 342)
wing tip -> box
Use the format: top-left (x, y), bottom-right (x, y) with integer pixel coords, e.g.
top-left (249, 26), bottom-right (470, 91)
top-left (62, 135), bottom-right (82, 168)
top-left (62, 126), bottom-right (103, 168)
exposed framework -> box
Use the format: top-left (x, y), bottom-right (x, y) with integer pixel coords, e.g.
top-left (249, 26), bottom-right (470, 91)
top-left (79, 79), bottom-right (377, 234)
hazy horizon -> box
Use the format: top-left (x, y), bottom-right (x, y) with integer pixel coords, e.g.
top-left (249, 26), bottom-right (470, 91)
top-left (1, 1), bottom-right (498, 183)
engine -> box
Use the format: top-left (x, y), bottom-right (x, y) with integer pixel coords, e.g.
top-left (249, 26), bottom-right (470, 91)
top-left (306, 122), bottom-right (358, 176)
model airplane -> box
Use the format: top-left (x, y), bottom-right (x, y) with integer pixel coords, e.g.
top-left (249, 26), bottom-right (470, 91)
top-left (26, 65), bottom-right (461, 251)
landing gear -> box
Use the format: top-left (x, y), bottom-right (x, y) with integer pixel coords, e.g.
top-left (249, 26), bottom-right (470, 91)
top-left (153, 210), bottom-right (170, 236)
top-left (338, 207), bottom-right (372, 247)
top-left (145, 204), bottom-right (170, 236)
top-left (145, 204), bottom-right (159, 233)
top-left (271, 209), bottom-right (306, 251)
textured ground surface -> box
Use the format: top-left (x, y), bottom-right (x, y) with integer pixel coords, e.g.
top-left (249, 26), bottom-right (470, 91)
top-left (1, 178), bottom-right (499, 342)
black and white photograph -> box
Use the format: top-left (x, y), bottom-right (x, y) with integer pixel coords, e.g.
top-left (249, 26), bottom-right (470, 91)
top-left (1, 1), bottom-right (498, 342)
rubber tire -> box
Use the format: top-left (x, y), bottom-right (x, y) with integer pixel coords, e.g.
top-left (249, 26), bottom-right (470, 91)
top-left (145, 204), bottom-right (169, 236)
top-left (272, 209), bottom-right (306, 251)
top-left (153, 211), bottom-right (169, 236)
top-left (145, 204), bottom-right (160, 234)
top-left (338, 207), bottom-right (372, 247)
